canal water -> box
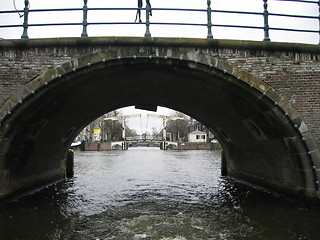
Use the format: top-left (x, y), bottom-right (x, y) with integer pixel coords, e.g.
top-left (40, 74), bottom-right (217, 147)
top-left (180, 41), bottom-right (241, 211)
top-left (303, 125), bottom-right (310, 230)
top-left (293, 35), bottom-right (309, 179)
top-left (1, 147), bottom-right (320, 240)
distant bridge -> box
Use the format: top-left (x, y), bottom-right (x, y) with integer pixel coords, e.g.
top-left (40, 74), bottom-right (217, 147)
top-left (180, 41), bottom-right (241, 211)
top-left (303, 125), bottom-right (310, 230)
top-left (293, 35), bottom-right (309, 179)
top-left (125, 136), bottom-right (164, 143)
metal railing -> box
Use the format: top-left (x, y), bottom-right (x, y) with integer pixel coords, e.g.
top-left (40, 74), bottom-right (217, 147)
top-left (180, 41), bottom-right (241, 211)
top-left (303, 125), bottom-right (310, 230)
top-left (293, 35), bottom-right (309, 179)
top-left (0, 0), bottom-right (319, 44)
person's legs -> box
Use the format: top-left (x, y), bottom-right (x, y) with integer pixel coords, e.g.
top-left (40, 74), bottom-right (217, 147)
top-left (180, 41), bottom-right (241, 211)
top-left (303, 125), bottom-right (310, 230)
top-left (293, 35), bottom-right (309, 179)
top-left (146, 0), bottom-right (152, 16)
top-left (135, 0), bottom-right (143, 22)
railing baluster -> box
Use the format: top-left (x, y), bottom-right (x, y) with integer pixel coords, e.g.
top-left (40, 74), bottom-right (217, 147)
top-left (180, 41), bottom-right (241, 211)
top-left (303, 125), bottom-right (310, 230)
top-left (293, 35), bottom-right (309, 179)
top-left (81, 0), bottom-right (88, 37)
top-left (21, 0), bottom-right (29, 39)
top-left (207, 0), bottom-right (213, 39)
top-left (263, 0), bottom-right (271, 41)
top-left (145, 3), bottom-right (152, 37)
top-left (318, 0), bottom-right (320, 45)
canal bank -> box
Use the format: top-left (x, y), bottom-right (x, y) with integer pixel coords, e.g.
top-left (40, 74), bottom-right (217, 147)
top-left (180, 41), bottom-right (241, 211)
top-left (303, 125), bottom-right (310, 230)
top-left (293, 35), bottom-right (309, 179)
top-left (80, 141), bottom-right (221, 151)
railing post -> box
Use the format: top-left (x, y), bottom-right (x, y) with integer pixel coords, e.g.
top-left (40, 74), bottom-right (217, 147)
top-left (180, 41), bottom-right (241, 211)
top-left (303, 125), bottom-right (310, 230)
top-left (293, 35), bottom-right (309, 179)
top-left (318, 0), bottom-right (320, 45)
top-left (21, 0), bottom-right (29, 39)
top-left (81, 0), bottom-right (88, 37)
top-left (144, 3), bottom-right (152, 37)
top-left (207, 0), bottom-right (213, 39)
top-left (263, 0), bottom-right (270, 41)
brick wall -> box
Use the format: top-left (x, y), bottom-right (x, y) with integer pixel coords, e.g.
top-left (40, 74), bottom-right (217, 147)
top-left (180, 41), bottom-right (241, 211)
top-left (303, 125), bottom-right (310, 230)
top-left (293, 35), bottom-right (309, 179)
top-left (218, 50), bottom-right (320, 148)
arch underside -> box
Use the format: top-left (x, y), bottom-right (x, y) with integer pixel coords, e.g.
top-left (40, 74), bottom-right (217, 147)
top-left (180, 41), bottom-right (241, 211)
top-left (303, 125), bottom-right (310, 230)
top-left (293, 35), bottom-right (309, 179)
top-left (0, 53), bottom-right (319, 202)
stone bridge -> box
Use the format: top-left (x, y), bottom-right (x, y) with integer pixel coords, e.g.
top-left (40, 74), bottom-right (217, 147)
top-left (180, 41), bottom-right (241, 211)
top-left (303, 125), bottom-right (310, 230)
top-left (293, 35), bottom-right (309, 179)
top-left (0, 37), bottom-right (319, 202)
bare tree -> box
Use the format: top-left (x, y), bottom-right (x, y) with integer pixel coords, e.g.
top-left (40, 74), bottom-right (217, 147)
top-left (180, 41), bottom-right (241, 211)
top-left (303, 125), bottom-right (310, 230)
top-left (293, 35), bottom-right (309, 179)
top-left (166, 111), bottom-right (189, 142)
top-left (103, 110), bottom-right (123, 141)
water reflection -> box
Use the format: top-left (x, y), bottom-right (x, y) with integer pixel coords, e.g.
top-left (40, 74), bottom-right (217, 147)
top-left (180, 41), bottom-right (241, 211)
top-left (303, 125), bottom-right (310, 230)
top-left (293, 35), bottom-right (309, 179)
top-left (0, 147), bottom-right (319, 239)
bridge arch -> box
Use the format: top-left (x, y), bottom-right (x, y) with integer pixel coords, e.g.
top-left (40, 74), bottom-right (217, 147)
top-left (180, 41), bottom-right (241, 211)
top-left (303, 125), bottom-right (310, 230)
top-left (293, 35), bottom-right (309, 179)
top-left (0, 49), bottom-right (319, 202)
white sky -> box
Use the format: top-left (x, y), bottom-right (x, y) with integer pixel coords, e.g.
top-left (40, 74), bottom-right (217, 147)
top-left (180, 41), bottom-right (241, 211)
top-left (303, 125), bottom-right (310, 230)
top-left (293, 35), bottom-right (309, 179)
top-left (118, 106), bottom-right (173, 135)
top-left (0, 0), bottom-right (318, 42)
top-left (0, 0), bottom-right (318, 134)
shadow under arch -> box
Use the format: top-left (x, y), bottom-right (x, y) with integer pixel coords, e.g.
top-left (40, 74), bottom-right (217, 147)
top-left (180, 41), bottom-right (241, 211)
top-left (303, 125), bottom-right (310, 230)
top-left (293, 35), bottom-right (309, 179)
top-left (0, 52), bottom-right (319, 202)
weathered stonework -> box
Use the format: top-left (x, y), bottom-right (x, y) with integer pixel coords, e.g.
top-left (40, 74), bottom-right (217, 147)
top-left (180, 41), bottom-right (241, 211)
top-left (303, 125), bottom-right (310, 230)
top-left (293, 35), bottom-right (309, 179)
top-left (1, 37), bottom-right (319, 147)
top-left (0, 37), bottom-right (319, 202)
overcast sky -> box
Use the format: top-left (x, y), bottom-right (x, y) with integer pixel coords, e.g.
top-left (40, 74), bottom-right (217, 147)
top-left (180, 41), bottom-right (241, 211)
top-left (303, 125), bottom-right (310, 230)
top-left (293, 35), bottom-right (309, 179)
top-left (0, 0), bottom-right (318, 134)
top-left (0, 0), bottom-right (318, 42)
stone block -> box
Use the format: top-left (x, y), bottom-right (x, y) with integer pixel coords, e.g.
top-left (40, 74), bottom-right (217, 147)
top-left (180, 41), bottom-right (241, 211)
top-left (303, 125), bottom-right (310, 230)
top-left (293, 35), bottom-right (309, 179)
top-left (310, 150), bottom-right (320, 169)
top-left (292, 152), bottom-right (312, 171)
top-left (299, 169), bottom-right (316, 190)
top-left (276, 98), bottom-right (299, 120)
top-left (264, 87), bottom-right (284, 105)
top-left (283, 136), bottom-right (307, 153)
top-left (301, 132), bottom-right (319, 152)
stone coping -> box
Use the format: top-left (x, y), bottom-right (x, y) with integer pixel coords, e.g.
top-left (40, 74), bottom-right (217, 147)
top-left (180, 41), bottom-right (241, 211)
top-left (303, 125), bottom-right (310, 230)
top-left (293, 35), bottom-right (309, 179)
top-left (0, 37), bottom-right (319, 53)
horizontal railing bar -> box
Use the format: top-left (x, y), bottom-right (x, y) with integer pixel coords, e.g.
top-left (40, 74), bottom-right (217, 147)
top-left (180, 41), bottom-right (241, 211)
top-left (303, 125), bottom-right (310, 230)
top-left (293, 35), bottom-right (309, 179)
top-left (1, 22), bottom-right (318, 34)
top-left (0, 8), bottom-right (316, 20)
top-left (270, 27), bottom-right (319, 33)
top-left (1, 8), bottom-right (316, 20)
top-left (0, 10), bottom-right (24, 14)
top-left (0, 8), bottom-right (264, 16)
top-left (212, 10), bottom-right (263, 15)
top-left (269, 13), bottom-right (318, 19)
top-left (86, 22), bottom-right (143, 25)
top-left (0, 24), bottom-right (22, 28)
top-left (274, 0), bottom-right (318, 3)
top-left (15, 23), bottom-right (83, 27)
top-left (89, 7), bottom-right (206, 12)
top-left (86, 22), bottom-right (205, 26)
top-left (0, 23), bottom-right (263, 30)
top-left (212, 24), bottom-right (264, 29)
top-left (0, 22), bottom-right (206, 28)
top-left (26, 8), bottom-right (83, 12)
top-left (0, 7), bottom-right (204, 14)
top-left (148, 22), bottom-right (263, 29)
